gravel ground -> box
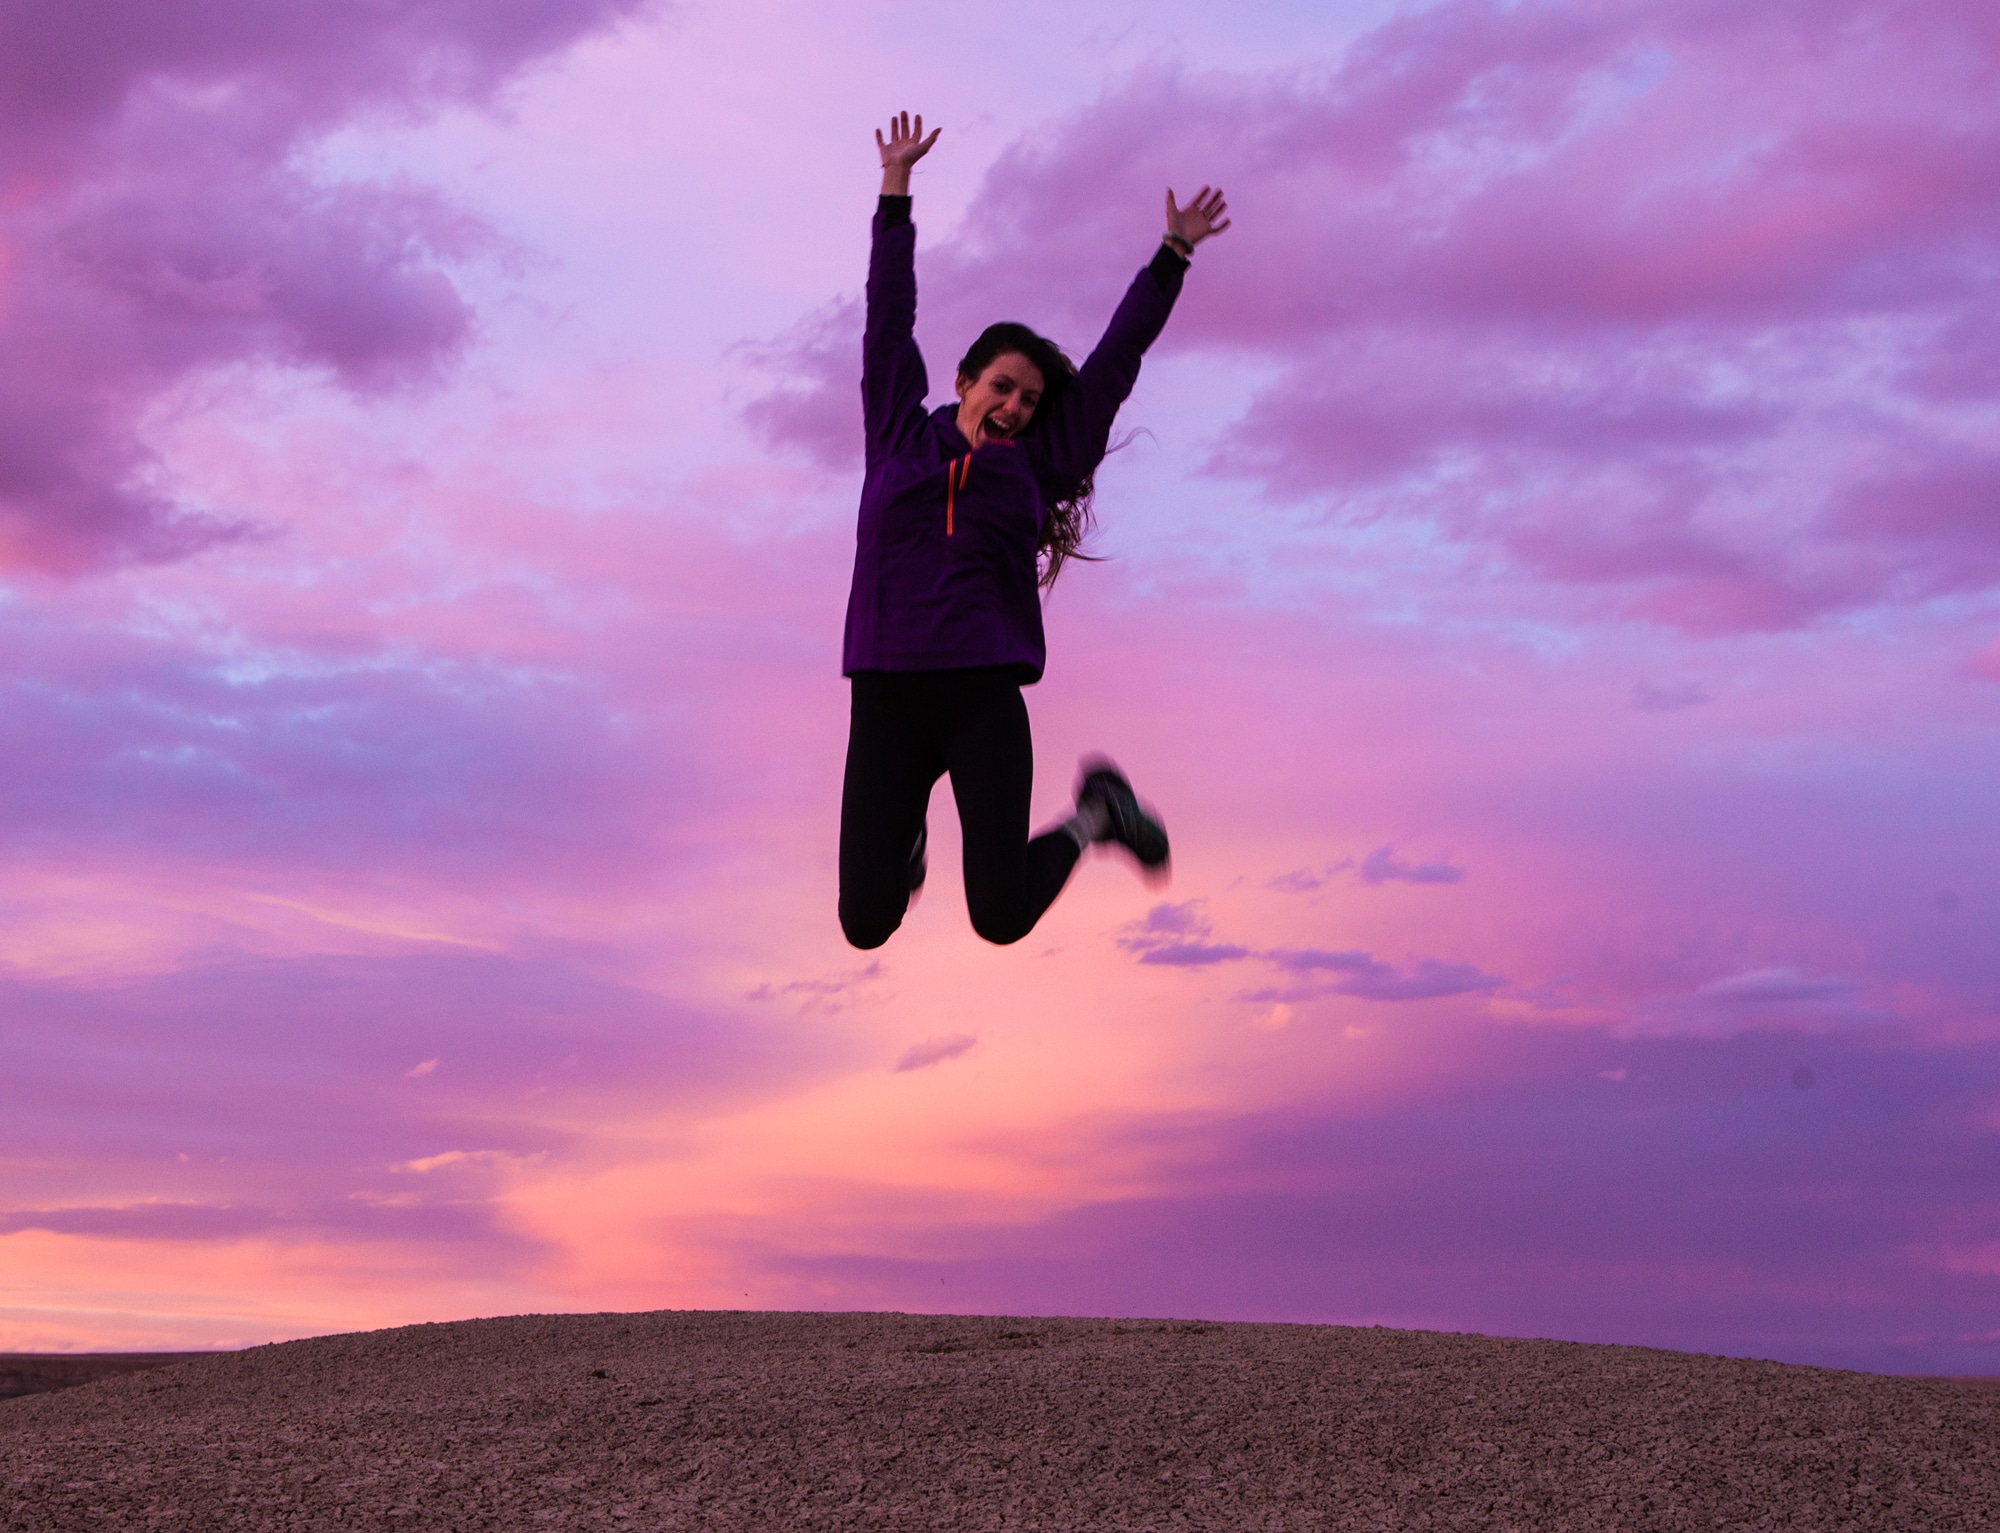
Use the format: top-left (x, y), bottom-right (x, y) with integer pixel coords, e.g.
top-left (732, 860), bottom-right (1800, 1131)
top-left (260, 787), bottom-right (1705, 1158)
top-left (3, 1310), bottom-right (1995, 1531)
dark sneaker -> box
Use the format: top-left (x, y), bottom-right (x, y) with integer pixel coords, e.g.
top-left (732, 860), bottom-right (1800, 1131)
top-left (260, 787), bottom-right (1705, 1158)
top-left (1076, 757), bottom-right (1170, 872)
top-left (907, 821), bottom-right (929, 895)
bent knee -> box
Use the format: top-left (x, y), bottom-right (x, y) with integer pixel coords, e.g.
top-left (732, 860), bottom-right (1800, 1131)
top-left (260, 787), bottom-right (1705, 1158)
top-left (969, 910), bottom-right (1033, 947)
top-left (840, 903), bottom-right (901, 951)
top-left (841, 919), bottom-right (897, 951)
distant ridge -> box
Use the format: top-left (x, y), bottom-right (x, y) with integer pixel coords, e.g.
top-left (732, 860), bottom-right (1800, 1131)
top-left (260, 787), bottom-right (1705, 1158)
top-left (4, 1311), bottom-right (1995, 1529)
top-left (0, 1352), bottom-right (218, 1401)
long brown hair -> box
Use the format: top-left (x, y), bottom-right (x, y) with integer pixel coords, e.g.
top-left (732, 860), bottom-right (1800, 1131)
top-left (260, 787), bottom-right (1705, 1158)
top-left (956, 323), bottom-right (1100, 589)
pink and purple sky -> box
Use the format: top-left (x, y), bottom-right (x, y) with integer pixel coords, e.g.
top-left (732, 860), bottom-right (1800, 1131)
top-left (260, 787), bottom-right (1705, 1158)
top-left (3, 0), bottom-right (1998, 1373)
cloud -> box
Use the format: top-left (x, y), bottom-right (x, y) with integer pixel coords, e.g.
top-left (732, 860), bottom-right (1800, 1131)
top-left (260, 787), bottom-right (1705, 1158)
top-left (1622, 967), bottom-right (1890, 1038)
top-left (747, 963), bottom-right (883, 1004)
top-left (389, 1148), bottom-right (541, 1175)
top-left (736, 297), bottom-right (863, 472)
top-left (1140, 943), bottom-right (1254, 968)
top-left (0, 1202), bottom-right (275, 1241)
top-left (1260, 949), bottom-right (1505, 1003)
top-left (1116, 901), bottom-right (1252, 967)
top-left (1356, 845), bottom-right (1465, 886)
top-left (1265, 870), bottom-right (1324, 893)
top-left (1114, 904), bottom-right (1500, 999)
top-left (895, 1034), bottom-right (978, 1073)
top-left (1632, 679), bottom-right (1713, 712)
top-left (0, 0), bottom-right (649, 573)
top-left (751, 0), bottom-right (2000, 632)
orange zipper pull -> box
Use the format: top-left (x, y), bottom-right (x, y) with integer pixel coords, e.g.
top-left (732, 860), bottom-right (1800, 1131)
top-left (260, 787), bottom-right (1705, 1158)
top-left (946, 454), bottom-right (970, 536)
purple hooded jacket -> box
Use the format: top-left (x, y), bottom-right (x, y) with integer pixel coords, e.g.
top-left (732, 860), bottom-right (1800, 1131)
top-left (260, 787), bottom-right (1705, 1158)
top-left (841, 196), bottom-right (1187, 683)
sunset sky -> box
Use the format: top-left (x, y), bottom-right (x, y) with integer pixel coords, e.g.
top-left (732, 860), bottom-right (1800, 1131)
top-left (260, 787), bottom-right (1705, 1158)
top-left (3, 0), bottom-right (1998, 1373)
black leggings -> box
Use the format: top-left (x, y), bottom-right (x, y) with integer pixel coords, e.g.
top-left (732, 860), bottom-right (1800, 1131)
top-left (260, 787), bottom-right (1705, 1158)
top-left (840, 668), bottom-right (1082, 949)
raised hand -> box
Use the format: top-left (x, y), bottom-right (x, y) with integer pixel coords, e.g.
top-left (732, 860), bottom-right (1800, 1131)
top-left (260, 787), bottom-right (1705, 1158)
top-left (1165, 186), bottom-right (1231, 253)
top-left (877, 112), bottom-right (941, 196)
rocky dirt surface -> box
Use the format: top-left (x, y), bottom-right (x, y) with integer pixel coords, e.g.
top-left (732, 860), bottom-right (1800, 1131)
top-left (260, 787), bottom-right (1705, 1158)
top-left (3, 1310), bottom-right (1995, 1531)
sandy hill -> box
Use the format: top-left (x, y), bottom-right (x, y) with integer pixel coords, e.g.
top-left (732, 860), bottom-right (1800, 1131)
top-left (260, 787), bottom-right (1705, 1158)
top-left (3, 1310), bottom-right (1994, 1530)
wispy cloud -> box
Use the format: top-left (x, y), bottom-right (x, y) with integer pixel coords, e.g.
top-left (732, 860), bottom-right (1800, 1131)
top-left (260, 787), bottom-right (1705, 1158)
top-left (1356, 846), bottom-right (1465, 887)
top-left (746, 963), bottom-right (885, 1013)
top-left (1632, 679), bottom-right (1713, 713)
top-left (0, 1203), bottom-right (274, 1241)
top-left (1269, 851), bottom-right (1464, 890)
top-left (1258, 950), bottom-right (1506, 1004)
top-left (1623, 968), bottom-right (1890, 1039)
top-left (389, 1149), bottom-right (543, 1176)
top-left (1265, 869), bottom-right (1325, 893)
top-left (895, 1035), bottom-right (978, 1073)
top-left (1115, 905), bottom-right (1502, 1001)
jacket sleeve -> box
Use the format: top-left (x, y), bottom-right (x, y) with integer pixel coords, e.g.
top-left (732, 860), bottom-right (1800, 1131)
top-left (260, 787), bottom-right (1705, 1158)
top-left (1029, 245), bottom-right (1188, 494)
top-left (862, 197), bottom-right (932, 469)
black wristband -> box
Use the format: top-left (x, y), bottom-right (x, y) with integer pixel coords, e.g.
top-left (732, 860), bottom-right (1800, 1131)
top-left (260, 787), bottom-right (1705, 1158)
top-left (877, 194), bottom-right (912, 228)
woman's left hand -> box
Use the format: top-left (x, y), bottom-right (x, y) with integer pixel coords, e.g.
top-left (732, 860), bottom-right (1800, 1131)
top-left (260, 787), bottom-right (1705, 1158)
top-left (1166, 186), bottom-right (1231, 250)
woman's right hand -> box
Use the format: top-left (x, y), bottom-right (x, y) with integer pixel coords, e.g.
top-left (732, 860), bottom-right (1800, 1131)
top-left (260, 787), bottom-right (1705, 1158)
top-left (877, 112), bottom-right (940, 196)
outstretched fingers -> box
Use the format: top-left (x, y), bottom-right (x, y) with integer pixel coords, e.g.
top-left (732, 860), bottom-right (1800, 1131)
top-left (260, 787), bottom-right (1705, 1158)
top-left (879, 111), bottom-right (941, 165)
top-left (1166, 183), bottom-right (1232, 246)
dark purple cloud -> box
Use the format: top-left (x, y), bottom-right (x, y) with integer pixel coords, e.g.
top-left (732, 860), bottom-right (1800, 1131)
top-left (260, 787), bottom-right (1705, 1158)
top-left (1116, 900), bottom-right (1253, 967)
top-left (0, 0), bottom-right (649, 572)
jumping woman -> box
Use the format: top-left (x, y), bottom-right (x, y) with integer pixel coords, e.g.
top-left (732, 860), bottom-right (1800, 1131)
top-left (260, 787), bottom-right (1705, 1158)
top-left (839, 111), bottom-right (1229, 951)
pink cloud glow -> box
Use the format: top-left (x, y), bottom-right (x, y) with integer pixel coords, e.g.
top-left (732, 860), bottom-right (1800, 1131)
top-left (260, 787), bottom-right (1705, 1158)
top-left (2, 0), bottom-right (1998, 1375)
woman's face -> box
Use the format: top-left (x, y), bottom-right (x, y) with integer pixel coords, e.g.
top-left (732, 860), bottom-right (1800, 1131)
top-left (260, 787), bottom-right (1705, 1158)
top-left (954, 351), bottom-right (1045, 448)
